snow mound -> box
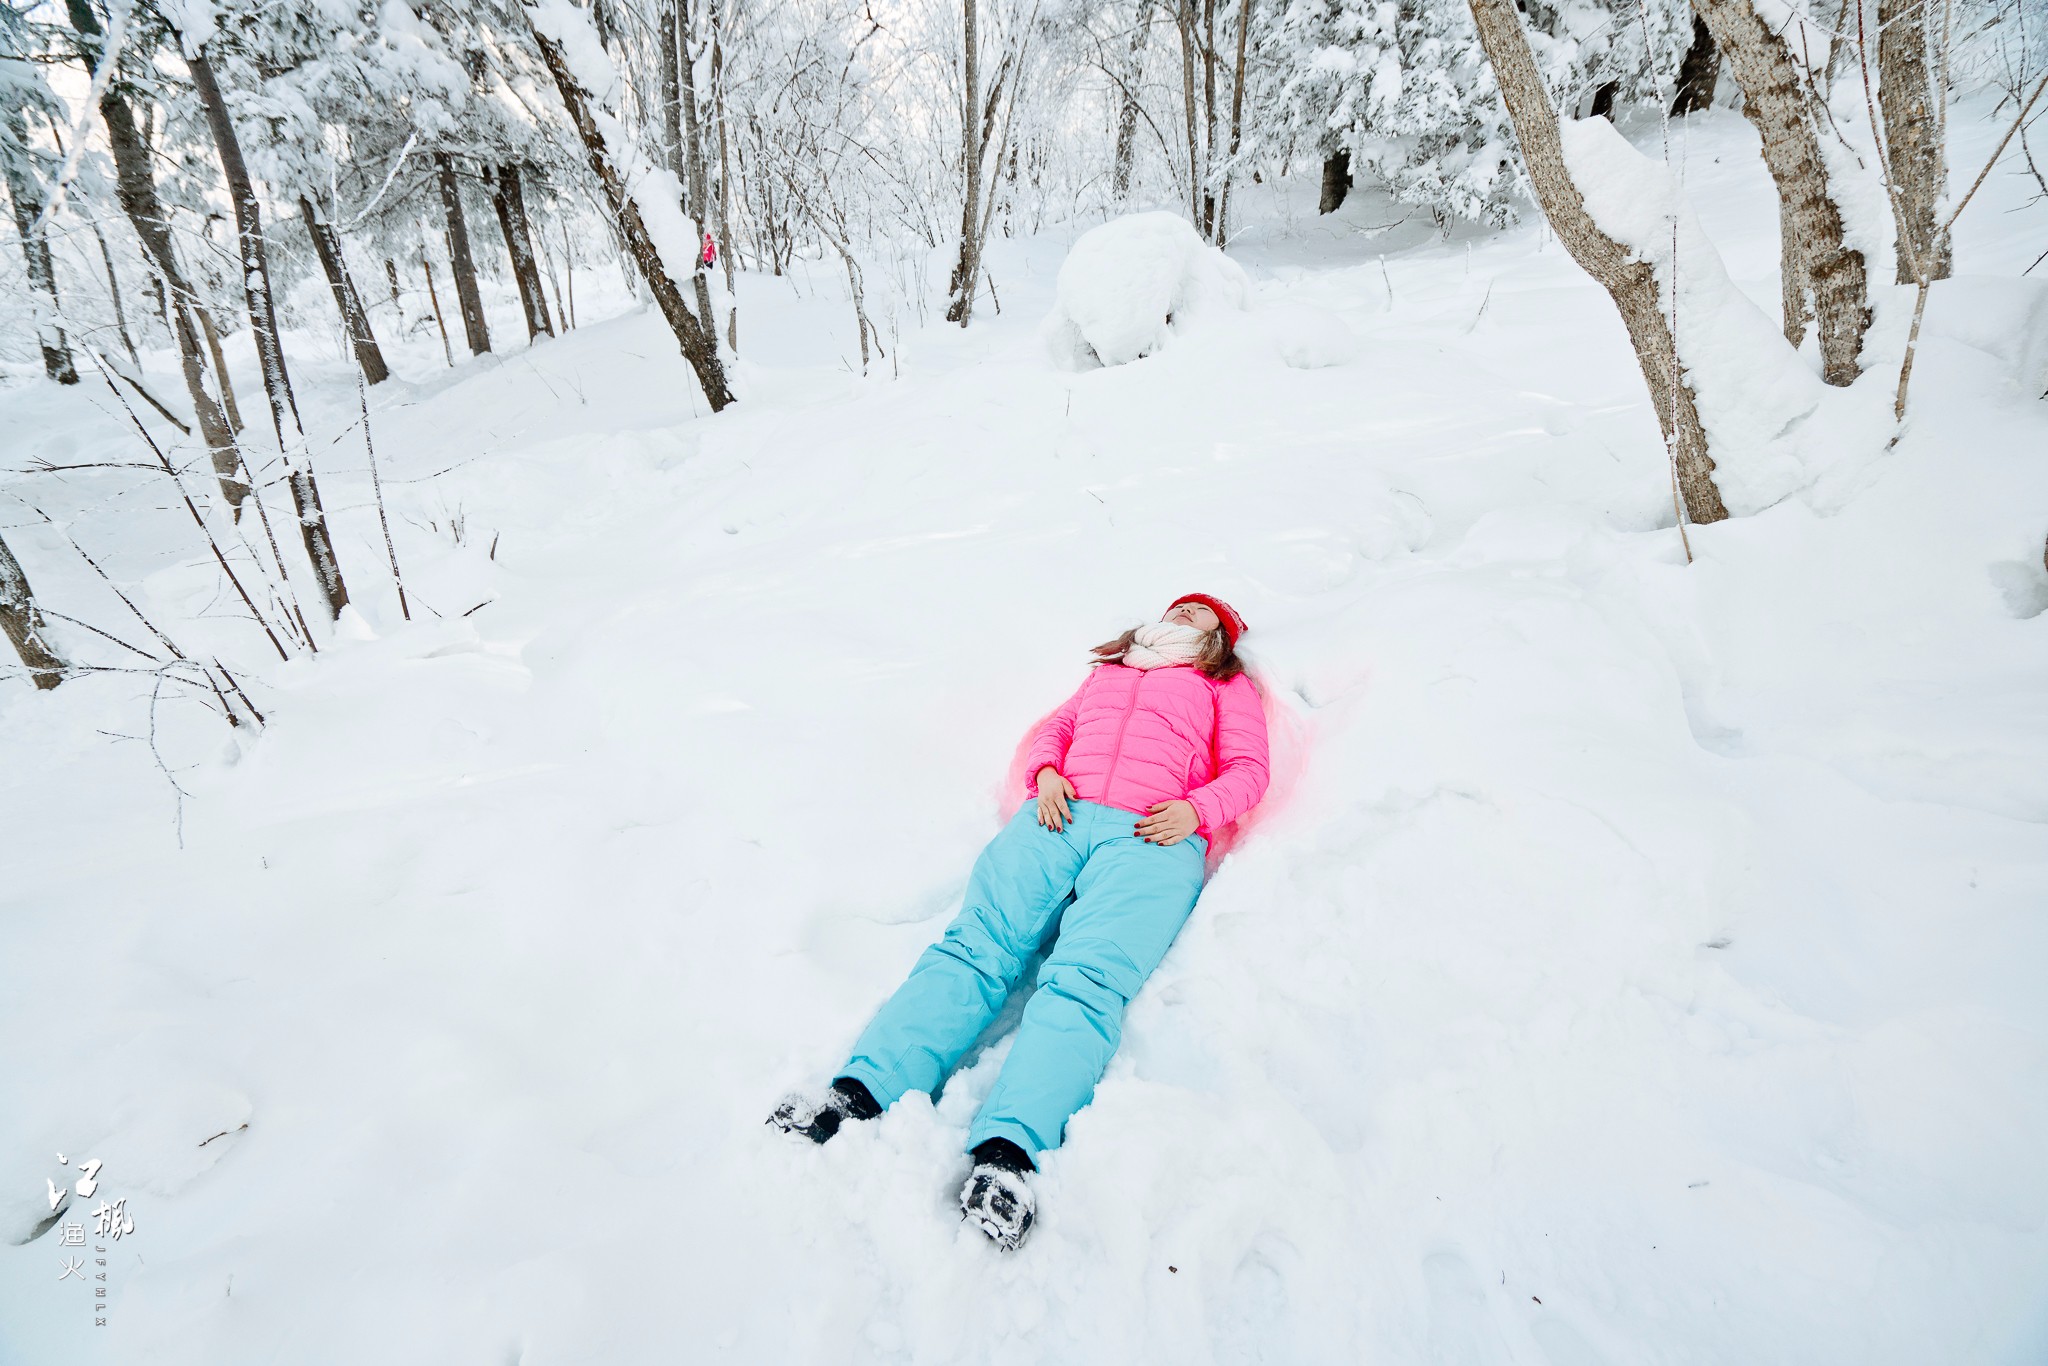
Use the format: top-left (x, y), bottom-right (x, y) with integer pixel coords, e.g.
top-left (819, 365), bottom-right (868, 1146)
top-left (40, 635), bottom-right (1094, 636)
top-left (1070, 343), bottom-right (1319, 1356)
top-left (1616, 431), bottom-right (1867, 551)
top-left (1254, 301), bottom-right (1363, 369)
top-left (1922, 276), bottom-right (2048, 395)
top-left (1043, 212), bottom-right (1250, 369)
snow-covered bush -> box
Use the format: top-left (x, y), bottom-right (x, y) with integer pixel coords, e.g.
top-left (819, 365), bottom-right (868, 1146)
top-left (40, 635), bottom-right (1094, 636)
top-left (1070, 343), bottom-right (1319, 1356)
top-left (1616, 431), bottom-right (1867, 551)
top-left (1042, 212), bottom-right (1251, 369)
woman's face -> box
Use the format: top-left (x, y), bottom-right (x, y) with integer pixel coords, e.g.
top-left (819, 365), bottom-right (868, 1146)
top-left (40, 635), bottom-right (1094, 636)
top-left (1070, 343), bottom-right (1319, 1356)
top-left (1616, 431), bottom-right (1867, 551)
top-left (1163, 601), bottom-right (1221, 633)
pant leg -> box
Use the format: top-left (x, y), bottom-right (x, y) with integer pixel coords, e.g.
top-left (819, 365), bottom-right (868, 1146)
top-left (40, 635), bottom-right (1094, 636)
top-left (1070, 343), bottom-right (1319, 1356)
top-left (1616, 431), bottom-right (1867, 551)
top-left (965, 802), bottom-right (1208, 1156)
top-left (838, 801), bottom-right (1089, 1109)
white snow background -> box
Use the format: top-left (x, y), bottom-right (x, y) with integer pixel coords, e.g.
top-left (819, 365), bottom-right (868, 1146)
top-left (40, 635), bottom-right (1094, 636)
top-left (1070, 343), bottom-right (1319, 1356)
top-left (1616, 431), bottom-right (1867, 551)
top-left (3, 102), bottom-right (2046, 1364)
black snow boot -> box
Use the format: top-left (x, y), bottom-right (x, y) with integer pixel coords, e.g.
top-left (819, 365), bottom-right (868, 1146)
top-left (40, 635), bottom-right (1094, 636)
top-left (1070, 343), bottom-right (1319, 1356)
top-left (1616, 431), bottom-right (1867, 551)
top-left (767, 1077), bottom-right (881, 1145)
top-left (960, 1138), bottom-right (1036, 1251)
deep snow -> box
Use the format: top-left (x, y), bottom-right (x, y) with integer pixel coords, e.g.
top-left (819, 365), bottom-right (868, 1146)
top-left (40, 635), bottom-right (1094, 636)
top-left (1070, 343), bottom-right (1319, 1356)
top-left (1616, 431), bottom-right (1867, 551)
top-left (2, 102), bottom-right (2046, 1364)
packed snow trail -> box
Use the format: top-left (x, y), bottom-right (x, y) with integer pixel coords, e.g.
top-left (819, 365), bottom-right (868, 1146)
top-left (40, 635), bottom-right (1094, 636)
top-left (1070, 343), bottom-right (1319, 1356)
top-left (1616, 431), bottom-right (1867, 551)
top-left (3, 108), bottom-right (2047, 1364)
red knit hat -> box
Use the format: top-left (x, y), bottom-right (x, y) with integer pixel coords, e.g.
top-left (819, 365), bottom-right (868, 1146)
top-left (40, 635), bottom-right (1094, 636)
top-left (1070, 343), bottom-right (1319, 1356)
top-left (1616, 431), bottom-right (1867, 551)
top-left (1166, 593), bottom-right (1248, 649)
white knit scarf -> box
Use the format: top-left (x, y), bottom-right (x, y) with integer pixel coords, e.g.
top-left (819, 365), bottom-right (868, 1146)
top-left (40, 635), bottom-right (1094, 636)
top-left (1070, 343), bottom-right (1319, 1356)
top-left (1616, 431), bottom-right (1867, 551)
top-left (1122, 621), bottom-right (1209, 669)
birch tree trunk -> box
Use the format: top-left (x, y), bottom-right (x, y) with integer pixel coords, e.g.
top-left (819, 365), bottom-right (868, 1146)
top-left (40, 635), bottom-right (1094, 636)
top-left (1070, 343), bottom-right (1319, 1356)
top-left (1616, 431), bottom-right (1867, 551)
top-left (300, 198), bottom-right (391, 384)
top-left (1215, 0), bottom-right (1252, 244)
top-left (1778, 193), bottom-right (1812, 347)
top-left (677, 0), bottom-right (719, 330)
top-left (660, 0), bottom-right (686, 180)
top-left (1467, 0), bottom-right (1729, 523)
top-left (187, 46), bottom-right (352, 620)
top-left (709, 0), bottom-right (740, 347)
top-left (1200, 0), bottom-right (1218, 235)
top-left (0, 532), bottom-right (65, 689)
top-left (435, 152), bottom-right (492, 355)
top-left (63, 0), bottom-right (245, 513)
top-left (530, 19), bottom-right (735, 411)
top-left (486, 164), bottom-right (554, 340)
top-left (1176, 0), bottom-right (1202, 226)
top-left (945, 0), bottom-right (983, 324)
top-left (1878, 0), bottom-right (1950, 283)
top-left (1112, 0), bottom-right (1152, 199)
top-left (1, 112), bottom-right (79, 385)
top-left (1692, 0), bottom-right (1872, 386)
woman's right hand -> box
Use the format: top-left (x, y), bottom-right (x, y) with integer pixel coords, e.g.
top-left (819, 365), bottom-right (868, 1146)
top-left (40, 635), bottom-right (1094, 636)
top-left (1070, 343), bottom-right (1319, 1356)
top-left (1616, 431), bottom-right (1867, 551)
top-left (1035, 767), bottom-right (1077, 831)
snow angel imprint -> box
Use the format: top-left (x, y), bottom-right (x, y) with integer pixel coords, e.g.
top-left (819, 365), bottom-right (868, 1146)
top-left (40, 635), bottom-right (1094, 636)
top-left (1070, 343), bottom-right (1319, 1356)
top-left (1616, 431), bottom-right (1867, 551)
top-left (769, 594), bottom-right (1272, 1251)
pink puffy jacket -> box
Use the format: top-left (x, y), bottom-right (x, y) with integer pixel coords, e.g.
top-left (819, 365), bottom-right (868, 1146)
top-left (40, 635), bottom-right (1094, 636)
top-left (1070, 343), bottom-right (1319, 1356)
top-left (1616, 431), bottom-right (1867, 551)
top-left (1022, 664), bottom-right (1271, 839)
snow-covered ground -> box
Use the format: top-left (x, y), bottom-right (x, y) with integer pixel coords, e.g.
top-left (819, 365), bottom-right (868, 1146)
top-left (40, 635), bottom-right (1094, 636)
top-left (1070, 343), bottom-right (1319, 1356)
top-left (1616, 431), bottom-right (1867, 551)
top-left (3, 103), bottom-right (2046, 1364)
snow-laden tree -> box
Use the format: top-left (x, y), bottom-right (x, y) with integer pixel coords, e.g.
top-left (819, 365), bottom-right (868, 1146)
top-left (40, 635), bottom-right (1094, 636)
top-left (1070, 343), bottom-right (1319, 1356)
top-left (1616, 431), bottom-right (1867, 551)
top-left (1258, 0), bottom-right (1694, 227)
top-left (179, 0), bottom-right (479, 382)
top-left (1, 37), bottom-right (79, 384)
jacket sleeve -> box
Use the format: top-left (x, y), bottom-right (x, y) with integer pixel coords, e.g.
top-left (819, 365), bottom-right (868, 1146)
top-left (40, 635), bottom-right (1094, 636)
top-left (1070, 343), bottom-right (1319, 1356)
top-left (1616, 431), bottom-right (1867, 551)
top-left (1021, 675), bottom-right (1088, 796)
top-left (1184, 674), bottom-right (1270, 831)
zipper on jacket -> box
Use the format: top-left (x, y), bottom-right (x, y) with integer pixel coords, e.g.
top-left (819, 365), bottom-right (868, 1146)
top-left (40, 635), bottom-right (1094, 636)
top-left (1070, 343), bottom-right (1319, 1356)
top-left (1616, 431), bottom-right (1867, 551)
top-left (1098, 667), bottom-right (1145, 801)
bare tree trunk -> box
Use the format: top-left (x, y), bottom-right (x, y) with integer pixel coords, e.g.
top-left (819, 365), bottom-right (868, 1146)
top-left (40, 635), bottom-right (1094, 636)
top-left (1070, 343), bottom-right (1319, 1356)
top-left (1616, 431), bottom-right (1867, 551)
top-left (1878, 0), bottom-right (1950, 282)
top-left (188, 51), bottom-right (299, 438)
top-left (1590, 80), bottom-right (1620, 119)
top-left (300, 198), bottom-right (391, 384)
top-left (1177, 0), bottom-right (1202, 225)
top-left (1693, 0), bottom-right (1871, 386)
top-left (1200, 0), bottom-right (1218, 234)
top-left (179, 299), bottom-right (248, 503)
top-left (561, 218), bottom-right (578, 326)
top-left (710, 0), bottom-right (739, 348)
top-left (677, 0), bottom-right (719, 330)
top-left (1112, 0), bottom-right (1153, 199)
top-left (187, 46), bottom-right (351, 619)
top-left (422, 252), bottom-right (455, 365)
top-left (539, 241), bottom-right (569, 333)
top-left (660, 0), bottom-right (686, 181)
top-left (1670, 14), bottom-right (1721, 115)
top-left (1778, 191), bottom-right (1813, 347)
top-left (0, 532), bottom-right (66, 689)
top-left (1, 114), bottom-right (79, 385)
top-left (962, 53), bottom-right (1023, 320)
top-left (1216, 0), bottom-right (1252, 243)
top-left (435, 152), bottom-right (492, 355)
top-left (195, 306), bottom-right (244, 433)
top-left (1824, 0), bottom-right (1854, 94)
top-left (1467, 0), bottom-right (1729, 524)
top-left (486, 164), bottom-right (555, 340)
top-left (530, 19), bottom-right (735, 411)
top-left (946, 0), bottom-right (983, 323)
top-left (677, 0), bottom-right (712, 218)
top-left (1892, 70), bottom-right (2044, 420)
top-left (1319, 148), bottom-right (1351, 213)
top-left (87, 215), bottom-right (138, 365)
top-left (63, 0), bottom-right (245, 512)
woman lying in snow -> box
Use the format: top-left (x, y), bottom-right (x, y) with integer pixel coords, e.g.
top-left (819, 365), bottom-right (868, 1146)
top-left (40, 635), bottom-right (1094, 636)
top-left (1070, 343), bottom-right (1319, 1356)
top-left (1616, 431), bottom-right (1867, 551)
top-left (770, 593), bottom-right (1272, 1250)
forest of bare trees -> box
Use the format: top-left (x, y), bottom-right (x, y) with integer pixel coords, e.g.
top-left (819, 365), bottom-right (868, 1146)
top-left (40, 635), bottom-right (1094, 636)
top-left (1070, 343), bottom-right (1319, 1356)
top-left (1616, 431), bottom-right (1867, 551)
top-left (1, 0), bottom-right (2042, 685)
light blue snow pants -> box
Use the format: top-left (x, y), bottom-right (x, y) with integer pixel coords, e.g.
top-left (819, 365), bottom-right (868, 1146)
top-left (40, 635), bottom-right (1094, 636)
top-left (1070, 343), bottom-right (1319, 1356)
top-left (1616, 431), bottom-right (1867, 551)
top-left (839, 798), bottom-right (1208, 1158)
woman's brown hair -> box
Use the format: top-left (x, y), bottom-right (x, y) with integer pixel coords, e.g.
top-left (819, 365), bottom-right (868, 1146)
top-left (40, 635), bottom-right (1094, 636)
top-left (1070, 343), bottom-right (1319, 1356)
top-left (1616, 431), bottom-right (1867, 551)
top-left (1088, 627), bottom-right (1247, 682)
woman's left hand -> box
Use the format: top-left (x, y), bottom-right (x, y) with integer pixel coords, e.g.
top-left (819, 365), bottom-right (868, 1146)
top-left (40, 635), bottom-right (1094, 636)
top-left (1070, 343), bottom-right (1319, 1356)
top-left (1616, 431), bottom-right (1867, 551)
top-left (1134, 800), bottom-right (1199, 846)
